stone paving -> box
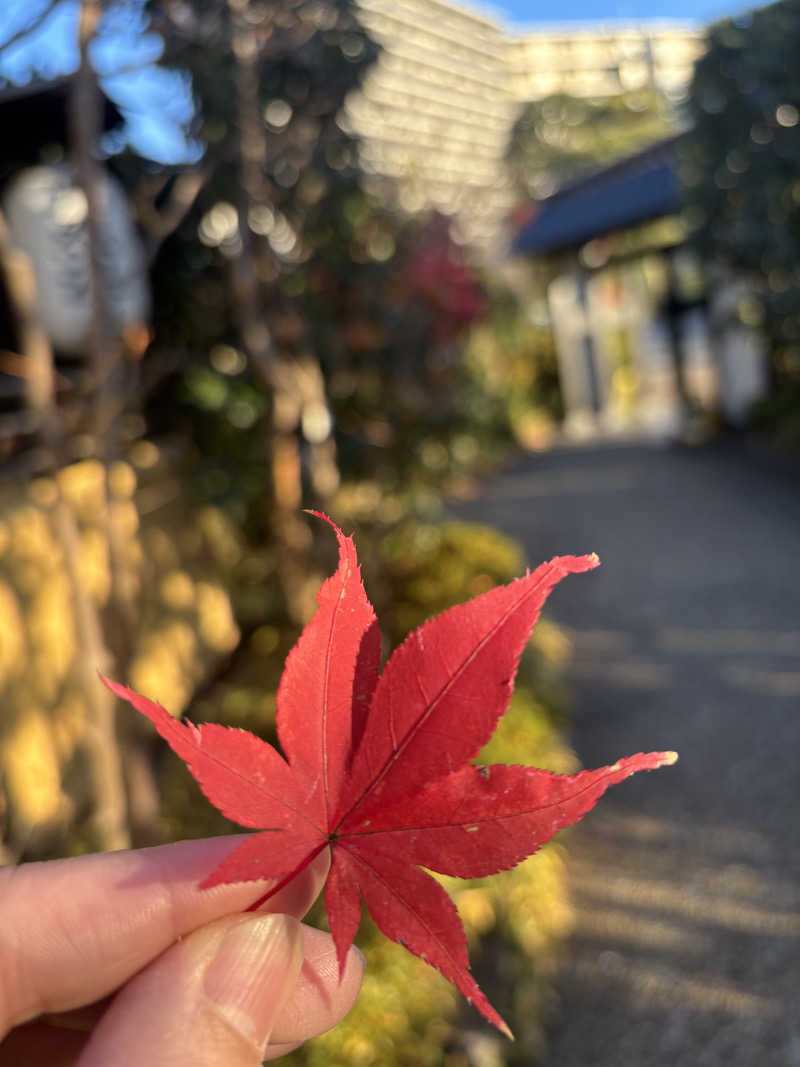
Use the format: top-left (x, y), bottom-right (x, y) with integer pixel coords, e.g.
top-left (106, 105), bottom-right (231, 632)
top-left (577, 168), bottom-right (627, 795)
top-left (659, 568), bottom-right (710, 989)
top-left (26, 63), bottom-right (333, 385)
top-left (455, 440), bottom-right (800, 1066)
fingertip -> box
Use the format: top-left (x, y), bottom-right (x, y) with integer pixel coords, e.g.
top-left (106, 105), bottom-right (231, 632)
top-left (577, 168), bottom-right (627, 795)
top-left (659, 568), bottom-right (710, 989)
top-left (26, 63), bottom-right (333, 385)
top-left (78, 913), bottom-right (307, 1066)
top-left (267, 926), bottom-right (364, 1048)
top-left (76, 918), bottom-right (364, 1067)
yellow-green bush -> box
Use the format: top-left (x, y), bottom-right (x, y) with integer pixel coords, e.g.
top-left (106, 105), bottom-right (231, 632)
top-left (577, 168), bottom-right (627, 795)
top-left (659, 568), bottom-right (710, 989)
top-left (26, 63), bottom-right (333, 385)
top-left (0, 454), bottom-right (242, 857)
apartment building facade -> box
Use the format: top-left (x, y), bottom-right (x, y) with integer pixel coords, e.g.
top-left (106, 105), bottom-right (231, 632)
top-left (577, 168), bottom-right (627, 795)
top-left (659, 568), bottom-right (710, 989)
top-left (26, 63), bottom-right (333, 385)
top-left (342, 0), bottom-right (704, 253)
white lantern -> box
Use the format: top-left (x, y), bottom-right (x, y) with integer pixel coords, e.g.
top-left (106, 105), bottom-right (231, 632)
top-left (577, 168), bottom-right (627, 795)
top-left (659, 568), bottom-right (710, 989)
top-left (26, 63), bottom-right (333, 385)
top-left (3, 164), bottom-right (150, 354)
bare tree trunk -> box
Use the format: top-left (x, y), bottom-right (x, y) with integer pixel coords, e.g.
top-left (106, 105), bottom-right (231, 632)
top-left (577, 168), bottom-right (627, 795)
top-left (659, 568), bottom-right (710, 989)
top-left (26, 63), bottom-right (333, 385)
top-left (69, 0), bottom-right (161, 844)
top-left (663, 249), bottom-right (694, 423)
top-left (0, 777), bottom-right (18, 866)
top-left (226, 0), bottom-right (338, 621)
top-left (227, 0), bottom-right (308, 620)
top-left (71, 0), bottom-right (138, 665)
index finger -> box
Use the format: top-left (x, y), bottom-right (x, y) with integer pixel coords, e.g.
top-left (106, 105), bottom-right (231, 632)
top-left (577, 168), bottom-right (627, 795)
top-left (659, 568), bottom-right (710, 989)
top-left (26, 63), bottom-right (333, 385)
top-left (0, 836), bottom-right (330, 1037)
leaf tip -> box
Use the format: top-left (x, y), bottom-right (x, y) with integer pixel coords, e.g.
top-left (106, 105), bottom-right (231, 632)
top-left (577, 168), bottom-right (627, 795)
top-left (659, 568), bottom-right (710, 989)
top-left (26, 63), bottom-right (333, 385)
top-left (553, 552), bottom-right (601, 575)
top-left (661, 750), bottom-right (679, 766)
top-left (304, 510), bottom-right (358, 556)
top-left (304, 509), bottom-right (346, 537)
top-left (99, 673), bottom-right (125, 699)
top-left (573, 551), bottom-right (600, 572)
top-left (303, 507), bottom-right (330, 522)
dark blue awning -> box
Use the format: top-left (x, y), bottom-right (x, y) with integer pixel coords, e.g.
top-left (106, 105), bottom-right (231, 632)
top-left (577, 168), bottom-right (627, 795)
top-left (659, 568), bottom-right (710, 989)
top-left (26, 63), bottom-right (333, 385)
top-left (513, 136), bottom-right (682, 256)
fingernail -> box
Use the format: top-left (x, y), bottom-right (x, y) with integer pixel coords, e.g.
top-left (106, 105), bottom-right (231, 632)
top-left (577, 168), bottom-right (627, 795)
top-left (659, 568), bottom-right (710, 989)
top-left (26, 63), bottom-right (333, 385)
top-left (204, 914), bottom-right (303, 1052)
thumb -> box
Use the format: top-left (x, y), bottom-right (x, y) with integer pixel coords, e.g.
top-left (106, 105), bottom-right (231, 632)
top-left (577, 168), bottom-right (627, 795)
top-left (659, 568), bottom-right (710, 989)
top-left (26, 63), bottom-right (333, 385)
top-left (79, 913), bottom-right (304, 1067)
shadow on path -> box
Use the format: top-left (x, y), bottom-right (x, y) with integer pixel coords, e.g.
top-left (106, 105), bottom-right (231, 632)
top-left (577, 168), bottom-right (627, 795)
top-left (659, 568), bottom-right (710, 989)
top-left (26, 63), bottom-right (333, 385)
top-left (455, 440), bottom-right (800, 1066)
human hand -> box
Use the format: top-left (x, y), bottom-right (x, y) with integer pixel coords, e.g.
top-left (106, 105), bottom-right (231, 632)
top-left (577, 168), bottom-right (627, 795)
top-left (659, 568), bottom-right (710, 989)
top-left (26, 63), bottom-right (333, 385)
top-left (0, 836), bottom-right (363, 1066)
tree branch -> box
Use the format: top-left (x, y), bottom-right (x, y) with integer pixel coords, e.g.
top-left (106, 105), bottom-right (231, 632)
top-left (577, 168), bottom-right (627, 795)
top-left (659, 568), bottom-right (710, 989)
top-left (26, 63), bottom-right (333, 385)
top-left (132, 166), bottom-right (210, 265)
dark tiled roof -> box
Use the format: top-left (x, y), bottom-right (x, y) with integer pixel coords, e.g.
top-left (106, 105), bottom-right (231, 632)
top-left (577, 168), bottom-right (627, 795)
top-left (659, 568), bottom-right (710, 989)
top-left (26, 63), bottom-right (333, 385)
top-left (513, 135), bottom-right (682, 256)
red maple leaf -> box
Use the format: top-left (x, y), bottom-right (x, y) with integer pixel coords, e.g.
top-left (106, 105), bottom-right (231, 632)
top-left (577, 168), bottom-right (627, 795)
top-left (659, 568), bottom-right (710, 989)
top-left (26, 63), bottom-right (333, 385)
top-left (103, 516), bottom-right (676, 1034)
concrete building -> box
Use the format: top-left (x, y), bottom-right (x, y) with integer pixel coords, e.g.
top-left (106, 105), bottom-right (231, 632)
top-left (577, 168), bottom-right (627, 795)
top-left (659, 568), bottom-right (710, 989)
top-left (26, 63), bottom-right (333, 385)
top-left (506, 22), bottom-right (703, 101)
top-left (343, 0), bottom-right (704, 254)
top-left (513, 136), bottom-right (766, 438)
top-left (343, 0), bottom-right (516, 251)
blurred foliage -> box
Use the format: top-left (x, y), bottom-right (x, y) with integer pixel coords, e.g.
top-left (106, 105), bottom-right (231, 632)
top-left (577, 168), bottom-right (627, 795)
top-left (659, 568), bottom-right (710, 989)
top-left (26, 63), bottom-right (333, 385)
top-left (158, 516), bottom-right (578, 1062)
top-left (465, 285), bottom-right (563, 452)
top-left (154, 194), bottom-right (503, 523)
top-left (136, 0), bottom-right (521, 530)
top-left (682, 0), bottom-right (800, 406)
top-left (507, 89), bottom-right (675, 198)
top-left (308, 214), bottom-right (498, 501)
top-left (750, 383), bottom-right (800, 450)
top-left (128, 0), bottom-right (382, 548)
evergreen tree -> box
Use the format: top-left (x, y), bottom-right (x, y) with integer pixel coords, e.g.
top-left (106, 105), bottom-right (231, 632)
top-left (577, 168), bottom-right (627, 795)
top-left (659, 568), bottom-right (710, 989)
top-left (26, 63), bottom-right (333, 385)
top-left (683, 0), bottom-right (800, 395)
top-left (507, 89), bottom-right (674, 198)
top-left (140, 0), bottom-right (382, 613)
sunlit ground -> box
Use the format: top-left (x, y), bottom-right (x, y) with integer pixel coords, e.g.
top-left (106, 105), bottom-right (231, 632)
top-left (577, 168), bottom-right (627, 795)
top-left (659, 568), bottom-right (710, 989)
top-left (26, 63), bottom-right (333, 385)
top-left (554, 802), bottom-right (800, 1060)
top-left (455, 439), bottom-right (800, 1065)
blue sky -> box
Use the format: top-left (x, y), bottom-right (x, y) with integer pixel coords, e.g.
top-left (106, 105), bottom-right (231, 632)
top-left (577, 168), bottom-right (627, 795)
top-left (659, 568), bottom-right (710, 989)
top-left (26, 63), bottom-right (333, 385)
top-left (1, 0), bottom-right (756, 164)
top-left (1, 0), bottom-right (197, 163)
top-left (491, 0), bottom-right (747, 24)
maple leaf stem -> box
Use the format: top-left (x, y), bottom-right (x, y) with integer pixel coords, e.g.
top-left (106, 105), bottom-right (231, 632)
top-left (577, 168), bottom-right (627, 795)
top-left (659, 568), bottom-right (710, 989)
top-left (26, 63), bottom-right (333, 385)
top-left (244, 840), bottom-right (330, 912)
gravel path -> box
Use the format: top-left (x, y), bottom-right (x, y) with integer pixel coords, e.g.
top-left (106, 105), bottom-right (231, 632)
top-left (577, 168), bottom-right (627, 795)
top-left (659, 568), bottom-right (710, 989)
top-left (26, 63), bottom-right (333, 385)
top-left (455, 440), bottom-right (800, 1066)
